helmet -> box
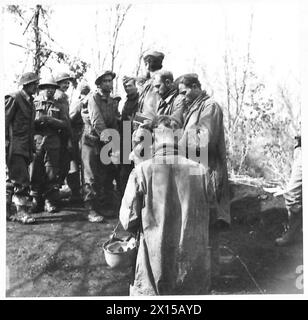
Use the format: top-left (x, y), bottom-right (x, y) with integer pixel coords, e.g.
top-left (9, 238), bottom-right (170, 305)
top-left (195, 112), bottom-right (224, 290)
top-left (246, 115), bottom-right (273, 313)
top-left (95, 71), bottom-right (116, 85)
top-left (19, 72), bottom-right (39, 86)
top-left (55, 72), bottom-right (74, 83)
top-left (38, 76), bottom-right (59, 89)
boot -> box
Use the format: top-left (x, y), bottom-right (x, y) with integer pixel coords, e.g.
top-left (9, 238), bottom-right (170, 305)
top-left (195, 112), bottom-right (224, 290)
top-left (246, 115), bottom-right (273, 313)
top-left (12, 195), bottom-right (35, 224)
top-left (85, 201), bottom-right (104, 223)
top-left (275, 212), bottom-right (302, 246)
top-left (44, 199), bottom-right (59, 213)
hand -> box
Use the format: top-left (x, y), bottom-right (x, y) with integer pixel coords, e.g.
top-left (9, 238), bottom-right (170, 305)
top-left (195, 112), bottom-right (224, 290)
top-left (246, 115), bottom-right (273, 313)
top-left (100, 129), bottom-right (113, 143)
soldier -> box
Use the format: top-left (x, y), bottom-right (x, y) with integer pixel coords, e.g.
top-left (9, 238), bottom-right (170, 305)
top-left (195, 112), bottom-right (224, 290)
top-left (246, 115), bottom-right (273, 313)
top-left (118, 76), bottom-right (140, 195)
top-left (66, 81), bottom-right (91, 203)
top-left (81, 71), bottom-right (120, 222)
top-left (30, 76), bottom-right (68, 213)
top-left (120, 116), bottom-right (211, 295)
top-left (178, 73), bottom-right (231, 280)
top-left (138, 50), bottom-right (164, 119)
top-left (5, 72), bottom-right (39, 224)
top-left (122, 76), bottom-right (139, 121)
top-left (152, 70), bottom-right (186, 127)
top-left (54, 72), bottom-right (74, 191)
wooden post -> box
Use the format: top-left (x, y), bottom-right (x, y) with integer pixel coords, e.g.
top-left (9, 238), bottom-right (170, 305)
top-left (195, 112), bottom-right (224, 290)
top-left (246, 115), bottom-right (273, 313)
top-left (33, 5), bottom-right (41, 77)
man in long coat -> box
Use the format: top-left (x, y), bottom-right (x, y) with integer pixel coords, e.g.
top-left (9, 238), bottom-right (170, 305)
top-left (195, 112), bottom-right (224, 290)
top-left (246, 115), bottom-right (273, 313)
top-left (178, 74), bottom-right (230, 279)
top-left (120, 116), bottom-right (211, 295)
top-left (5, 72), bottom-right (39, 224)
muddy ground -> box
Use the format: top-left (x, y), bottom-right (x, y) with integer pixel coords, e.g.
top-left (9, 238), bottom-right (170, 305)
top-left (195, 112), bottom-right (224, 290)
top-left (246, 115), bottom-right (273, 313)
top-left (6, 183), bottom-right (303, 297)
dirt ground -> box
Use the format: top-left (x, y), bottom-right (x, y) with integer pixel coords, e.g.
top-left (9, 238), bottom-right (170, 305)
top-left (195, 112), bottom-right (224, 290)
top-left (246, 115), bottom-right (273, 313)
top-left (6, 184), bottom-right (303, 297)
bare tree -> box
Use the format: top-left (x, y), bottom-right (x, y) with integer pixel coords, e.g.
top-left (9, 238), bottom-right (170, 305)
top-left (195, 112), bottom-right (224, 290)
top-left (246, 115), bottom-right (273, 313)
top-left (110, 4), bottom-right (132, 72)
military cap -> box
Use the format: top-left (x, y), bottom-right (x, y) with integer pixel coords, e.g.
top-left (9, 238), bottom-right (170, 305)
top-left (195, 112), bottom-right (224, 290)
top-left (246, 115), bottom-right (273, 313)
top-left (178, 73), bottom-right (201, 88)
top-left (122, 76), bottom-right (136, 85)
top-left (143, 51), bottom-right (165, 62)
top-left (38, 76), bottom-right (59, 89)
top-left (95, 71), bottom-right (116, 85)
top-left (55, 72), bottom-right (74, 83)
top-left (19, 72), bottom-right (39, 86)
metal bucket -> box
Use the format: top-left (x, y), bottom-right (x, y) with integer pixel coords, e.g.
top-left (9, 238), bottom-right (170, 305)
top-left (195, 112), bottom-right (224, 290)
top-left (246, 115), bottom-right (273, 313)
top-left (103, 237), bottom-right (137, 269)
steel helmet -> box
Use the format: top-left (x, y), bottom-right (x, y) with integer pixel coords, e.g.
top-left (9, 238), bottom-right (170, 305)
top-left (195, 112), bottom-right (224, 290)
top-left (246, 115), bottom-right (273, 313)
top-left (38, 76), bottom-right (59, 89)
top-left (55, 72), bottom-right (74, 83)
top-left (19, 72), bottom-right (39, 86)
top-left (95, 71), bottom-right (116, 86)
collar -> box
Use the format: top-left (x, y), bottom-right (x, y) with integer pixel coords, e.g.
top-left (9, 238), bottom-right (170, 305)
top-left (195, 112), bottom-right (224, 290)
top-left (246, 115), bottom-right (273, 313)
top-left (21, 89), bottom-right (32, 103)
top-left (127, 92), bottom-right (139, 100)
top-left (96, 89), bottom-right (110, 100)
top-left (163, 88), bottom-right (178, 104)
top-left (187, 91), bottom-right (209, 111)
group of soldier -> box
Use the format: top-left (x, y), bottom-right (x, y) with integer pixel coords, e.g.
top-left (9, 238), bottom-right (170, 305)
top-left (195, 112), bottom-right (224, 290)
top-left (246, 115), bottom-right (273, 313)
top-left (5, 50), bottom-right (231, 228)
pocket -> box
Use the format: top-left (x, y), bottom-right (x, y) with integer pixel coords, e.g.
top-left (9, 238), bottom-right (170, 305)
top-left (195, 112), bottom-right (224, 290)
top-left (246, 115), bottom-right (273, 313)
top-left (48, 107), bottom-right (60, 119)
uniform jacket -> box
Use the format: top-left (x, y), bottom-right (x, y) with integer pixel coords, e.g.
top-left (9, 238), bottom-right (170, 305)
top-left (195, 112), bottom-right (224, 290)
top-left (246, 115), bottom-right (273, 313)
top-left (156, 88), bottom-right (186, 127)
top-left (85, 90), bottom-right (120, 139)
top-left (5, 90), bottom-right (35, 162)
top-left (181, 91), bottom-right (230, 225)
top-left (121, 92), bottom-right (139, 121)
top-left (54, 89), bottom-right (72, 139)
top-left (33, 94), bottom-right (67, 149)
top-left (120, 144), bottom-right (211, 296)
top-left (138, 73), bottom-right (160, 120)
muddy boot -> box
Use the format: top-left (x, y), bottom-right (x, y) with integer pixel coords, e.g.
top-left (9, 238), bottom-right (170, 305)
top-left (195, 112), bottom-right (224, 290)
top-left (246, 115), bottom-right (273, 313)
top-left (85, 201), bottom-right (104, 223)
top-left (44, 200), bottom-right (59, 213)
top-left (13, 195), bottom-right (35, 224)
top-left (275, 212), bottom-right (302, 246)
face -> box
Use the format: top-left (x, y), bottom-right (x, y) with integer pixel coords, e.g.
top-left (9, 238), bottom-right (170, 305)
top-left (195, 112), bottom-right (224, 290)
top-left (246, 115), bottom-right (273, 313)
top-left (123, 80), bottom-right (137, 96)
top-left (178, 83), bottom-right (199, 104)
top-left (98, 75), bottom-right (113, 94)
top-left (59, 80), bottom-right (70, 92)
top-left (43, 86), bottom-right (56, 100)
top-left (153, 75), bottom-right (169, 97)
top-left (24, 81), bottom-right (39, 95)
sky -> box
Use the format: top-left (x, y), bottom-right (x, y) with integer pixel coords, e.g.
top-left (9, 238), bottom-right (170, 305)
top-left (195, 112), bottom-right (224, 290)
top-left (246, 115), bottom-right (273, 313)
top-left (0, 0), bottom-right (303, 96)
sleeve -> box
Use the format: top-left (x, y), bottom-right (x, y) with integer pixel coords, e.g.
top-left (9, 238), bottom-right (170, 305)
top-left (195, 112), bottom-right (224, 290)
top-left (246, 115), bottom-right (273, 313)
top-left (87, 93), bottom-right (107, 138)
top-left (119, 168), bottom-right (143, 233)
top-left (69, 100), bottom-right (82, 123)
top-left (5, 96), bottom-right (17, 140)
top-left (170, 94), bottom-right (186, 127)
top-left (198, 102), bottom-right (222, 146)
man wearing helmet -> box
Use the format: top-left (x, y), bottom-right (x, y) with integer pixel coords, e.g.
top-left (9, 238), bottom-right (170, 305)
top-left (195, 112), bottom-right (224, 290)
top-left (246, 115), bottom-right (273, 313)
top-left (81, 70), bottom-right (120, 222)
top-left (54, 72), bottom-right (74, 193)
top-left (30, 76), bottom-right (68, 213)
top-left (5, 72), bottom-right (39, 224)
